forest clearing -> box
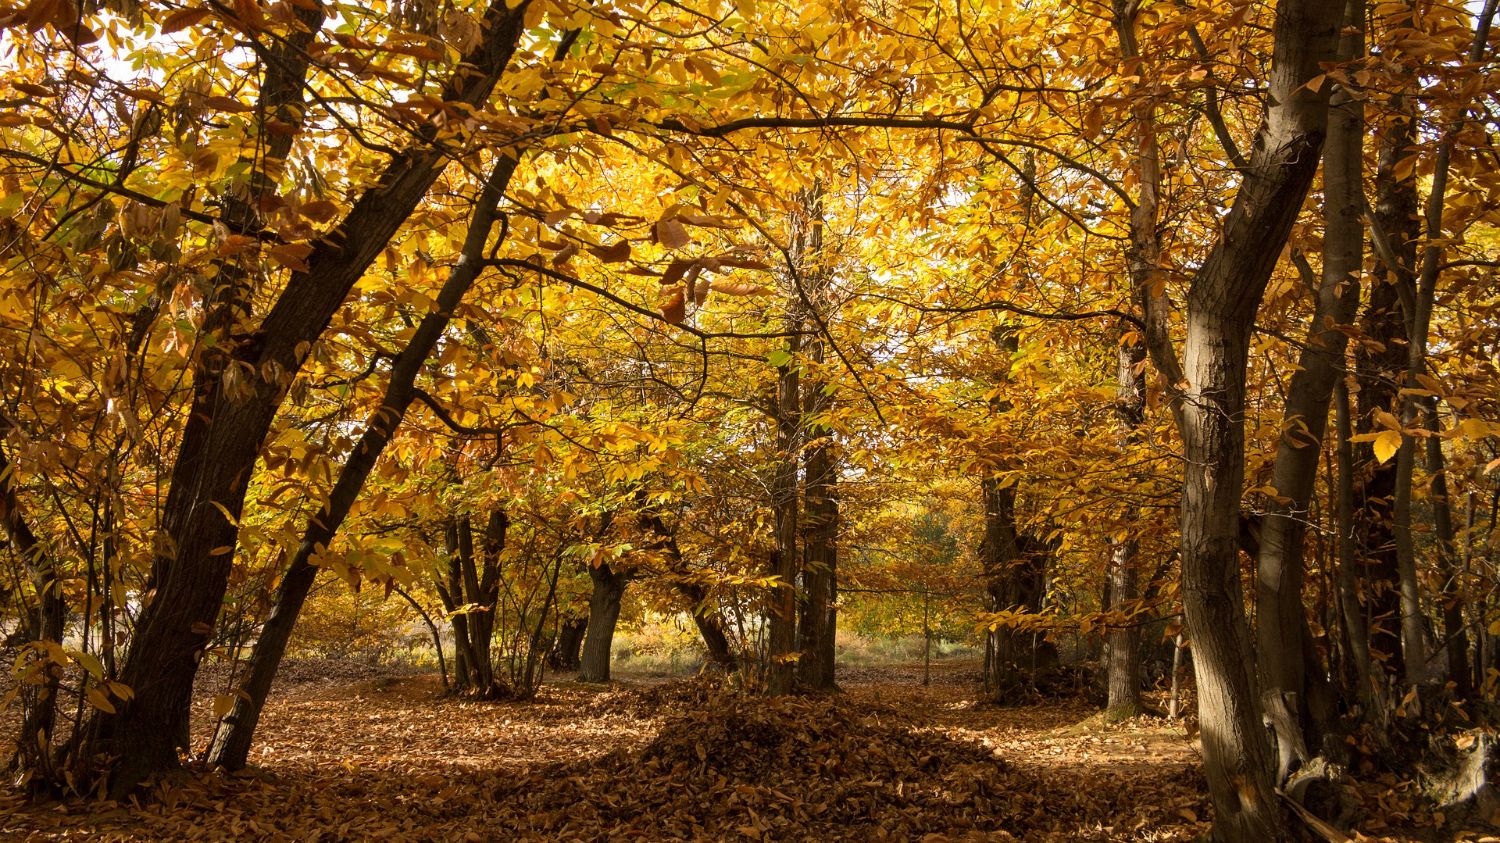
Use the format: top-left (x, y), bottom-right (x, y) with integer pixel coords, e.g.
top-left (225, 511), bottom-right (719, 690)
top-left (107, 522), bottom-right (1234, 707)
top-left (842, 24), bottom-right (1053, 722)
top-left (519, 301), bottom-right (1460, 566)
top-left (3, 0), bottom-right (1500, 839)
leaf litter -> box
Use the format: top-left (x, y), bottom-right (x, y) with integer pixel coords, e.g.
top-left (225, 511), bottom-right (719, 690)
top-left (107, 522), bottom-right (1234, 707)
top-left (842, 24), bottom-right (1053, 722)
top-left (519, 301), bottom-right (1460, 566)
top-left (0, 660), bottom-right (1244, 841)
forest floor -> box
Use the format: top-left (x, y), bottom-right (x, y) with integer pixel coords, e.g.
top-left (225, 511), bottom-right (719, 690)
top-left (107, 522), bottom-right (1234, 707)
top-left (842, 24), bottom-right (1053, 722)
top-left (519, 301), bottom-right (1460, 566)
top-left (0, 659), bottom-right (1489, 841)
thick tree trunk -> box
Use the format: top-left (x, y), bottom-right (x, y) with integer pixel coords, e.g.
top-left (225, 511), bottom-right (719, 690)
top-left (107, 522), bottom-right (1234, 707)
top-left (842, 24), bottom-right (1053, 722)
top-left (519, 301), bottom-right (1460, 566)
top-left (80, 1), bottom-right (530, 796)
top-left (1134, 0), bottom-right (1339, 837)
top-left (207, 154), bottom-right (516, 770)
top-left (1254, 0), bottom-right (1363, 758)
top-left (548, 617), bottom-right (587, 671)
top-left (578, 562), bottom-right (627, 683)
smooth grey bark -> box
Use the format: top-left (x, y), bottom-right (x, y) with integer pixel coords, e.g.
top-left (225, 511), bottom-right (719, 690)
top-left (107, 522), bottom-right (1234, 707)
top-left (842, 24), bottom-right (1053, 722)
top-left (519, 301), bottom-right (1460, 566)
top-left (206, 154), bottom-right (517, 770)
top-left (1254, 0), bottom-right (1364, 760)
top-left (81, 0), bottom-right (531, 796)
top-left (578, 561), bottom-right (627, 683)
top-left (1131, 0), bottom-right (1341, 837)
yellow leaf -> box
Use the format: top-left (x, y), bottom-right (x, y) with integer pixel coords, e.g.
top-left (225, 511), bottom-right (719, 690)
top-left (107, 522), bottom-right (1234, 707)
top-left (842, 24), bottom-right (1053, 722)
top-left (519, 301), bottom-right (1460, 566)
top-left (1373, 429), bottom-right (1402, 464)
top-left (87, 687), bottom-right (116, 714)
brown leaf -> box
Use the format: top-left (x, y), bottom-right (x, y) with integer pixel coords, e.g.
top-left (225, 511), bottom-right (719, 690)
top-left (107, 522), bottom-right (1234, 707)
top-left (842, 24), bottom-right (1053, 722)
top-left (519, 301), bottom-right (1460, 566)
top-left (161, 7), bottom-right (212, 32)
top-left (653, 218), bottom-right (690, 250)
top-left (661, 289), bottom-right (686, 324)
top-left (301, 199), bottom-right (340, 223)
top-left (589, 239), bottom-right (631, 263)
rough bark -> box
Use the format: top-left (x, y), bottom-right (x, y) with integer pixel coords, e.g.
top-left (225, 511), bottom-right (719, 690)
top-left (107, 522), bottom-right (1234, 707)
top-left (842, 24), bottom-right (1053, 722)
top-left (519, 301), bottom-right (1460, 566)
top-left (207, 154), bottom-right (516, 770)
top-left (1254, 0), bottom-right (1364, 759)
top-left (81, 0), bottom-right (530, 796)
top-left (578, 562), bottom-right (628, 684)
top-left (766, 321), bottom-right (801, 696)
top-left (979, 328), bottom-right (1025, 701)
top-left (548, 617), bottom-right (587, 672)
top-left (1133, 0), bottom-right (1340, 837)
top-left (1105, 540), bottom-right (1143, 721)
top-left (1103, 318), bottom-right (1148, 720)
top-left (796, 200), bottom-right (837, 691)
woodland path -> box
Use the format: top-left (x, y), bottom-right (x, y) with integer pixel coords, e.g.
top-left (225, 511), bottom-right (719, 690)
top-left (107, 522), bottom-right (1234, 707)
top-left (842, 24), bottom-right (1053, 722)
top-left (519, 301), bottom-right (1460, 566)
top-left (0, 660), bottom-right (1275, 841)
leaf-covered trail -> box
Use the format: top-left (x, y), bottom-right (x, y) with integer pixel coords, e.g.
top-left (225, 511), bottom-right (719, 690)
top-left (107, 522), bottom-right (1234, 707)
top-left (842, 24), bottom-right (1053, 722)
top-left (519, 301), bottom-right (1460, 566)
top-left (2, 661), bottom-right (1215, 841)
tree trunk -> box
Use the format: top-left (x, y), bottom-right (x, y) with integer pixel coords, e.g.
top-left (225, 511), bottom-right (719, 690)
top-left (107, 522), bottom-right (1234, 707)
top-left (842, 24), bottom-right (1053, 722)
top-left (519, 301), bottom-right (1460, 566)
top-left (0, 447), bottom-right (66, 785)
top-left (1334, 380), bottom-right (1386, 722)
top-left (678, 581), bottom-right (738, 671)
top-left (206, 154), bottom-right (516, 770)
top-left (1105, 327), bottom-right (1148, 720)
top-left (578, 562), bottom-right (627, 683)
top-left (797, 208), bottom-right (838, 690)
top-left (1399, 0), bottom-right (1495, 694)
top-left (636, 503), bottom-right (738, 672)
top-left (1134, 0), bottom-right (1340, 836)
top-left (766, 319), bottom-right (801, 696)
top-left (1105, 541), bottom-right (1143, 721)
top-left (78, 1), bottom-right (530, 796)
top-left (1254, 0), bottom-right (1363, 758)
top-left (549, 617), bottom-right (587, 671)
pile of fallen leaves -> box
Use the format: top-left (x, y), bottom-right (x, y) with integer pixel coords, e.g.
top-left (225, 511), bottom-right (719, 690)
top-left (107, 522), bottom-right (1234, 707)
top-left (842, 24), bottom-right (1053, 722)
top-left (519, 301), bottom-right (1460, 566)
top-left (495, 684), bottom-right (1218, 840)
top-left (497, 688), bottom-right (1029, 841)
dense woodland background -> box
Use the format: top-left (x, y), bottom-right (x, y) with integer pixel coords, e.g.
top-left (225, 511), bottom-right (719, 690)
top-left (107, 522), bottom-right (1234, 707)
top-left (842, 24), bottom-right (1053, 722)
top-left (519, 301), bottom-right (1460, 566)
top-left (1, 0), bottom-right (1499, 839)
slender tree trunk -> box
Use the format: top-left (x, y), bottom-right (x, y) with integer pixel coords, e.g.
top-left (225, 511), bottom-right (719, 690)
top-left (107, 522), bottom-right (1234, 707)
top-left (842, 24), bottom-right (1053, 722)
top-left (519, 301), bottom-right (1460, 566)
top-left (1105, 541), bottom-right (1143, 721)
top-left (1355, 214), bottom-right (1408, 683)
top-left (1105, 332), bottom-right (1147, 721)
top-left (1401, 0), bottom-right (1495, 694)
top-left (636, 503), bottom-right (738, 672)
top-left (578, 562), bottom-right (627, 683)
top-left (1254, 0), bottom-right (1364, 760)
top-left (206, 154), bottom-right (516, 769)
top-left (394, 586), bottom-right (449, 691)
top-left (79, 2), bottom-right (530, 796)
top-left (797, 239), bottom-right (838, 690)
top-left (766, 320), bottom-right (801, 696)
top-left (0, 447), bottom-right (66, 785)
top-left (1334, 380), bottom-right (1386, 722)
